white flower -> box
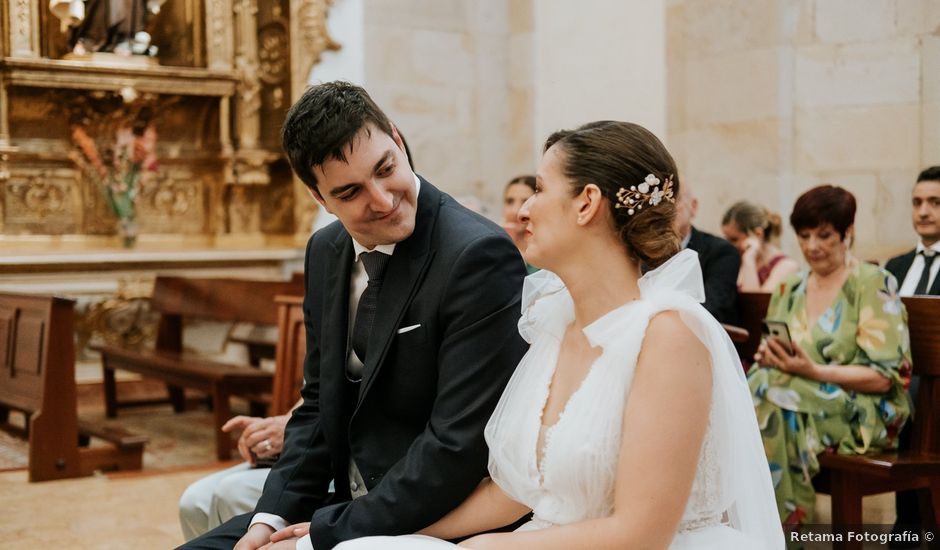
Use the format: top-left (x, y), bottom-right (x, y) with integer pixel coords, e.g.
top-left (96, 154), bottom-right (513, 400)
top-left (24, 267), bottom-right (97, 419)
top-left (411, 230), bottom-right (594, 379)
top-left (649, 188), bottom-right (664, 206)
top-left (644, 174), bottom-right (660, 187)
top-left (637, 182), bottom-right (649, 193)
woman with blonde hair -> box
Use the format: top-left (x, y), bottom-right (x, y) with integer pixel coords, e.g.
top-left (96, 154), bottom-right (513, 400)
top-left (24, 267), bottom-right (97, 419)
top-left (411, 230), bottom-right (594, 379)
top-left (721, 201), bottom-right (798, 292)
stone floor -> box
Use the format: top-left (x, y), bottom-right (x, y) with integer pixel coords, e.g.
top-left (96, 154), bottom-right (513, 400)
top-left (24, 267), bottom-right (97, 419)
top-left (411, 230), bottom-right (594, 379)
top-left (0, 465), bottom-right (221, 548)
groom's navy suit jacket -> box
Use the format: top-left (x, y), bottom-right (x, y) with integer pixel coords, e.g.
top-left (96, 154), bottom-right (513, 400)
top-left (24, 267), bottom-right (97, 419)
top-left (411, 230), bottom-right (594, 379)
top-left (255, 178), bottom-right (528, 549)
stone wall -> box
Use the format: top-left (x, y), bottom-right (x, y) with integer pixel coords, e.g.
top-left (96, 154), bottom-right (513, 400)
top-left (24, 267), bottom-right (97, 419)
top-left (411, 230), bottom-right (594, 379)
top-left (667, 0), bottom-right (940, 260)
top-left (360, 0), bottom-right (534, 214)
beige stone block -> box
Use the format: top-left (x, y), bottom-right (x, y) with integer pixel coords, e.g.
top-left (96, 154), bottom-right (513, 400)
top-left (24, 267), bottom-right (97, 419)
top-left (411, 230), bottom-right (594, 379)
top-left (794, 104), bottom-right (921, 172)
top-left (667, 59), bottom-right (687, 133)
top-left (509, 33), bottom-right (533, 86)
top-left (508, 87), bottom-right (536, 171)
top-left (897, 0), bottom-right (940, 36)
top-left (364, 25), bottom-right (420, 83)
top-left (693, 172), bottom-right (786, 237)
top-left (815, 0), bottom-right (895, 43)
top-left (794, 39), bottom-right (920, 108)
top-left (362, 0), bottom-right (467, 31)
top-left (682, 0), bottom-right (781, 60)
top-left (666, 3), bottom-right (687, 133)
top-left (685, 48), bottom-right (780, 125)
top-left (684, 121), bottom-right (782, 180)
top-left (508, 0), bottom-right (533, 33)
top-left (873, 170), bottom-right (922, 257)
top-left (465, 0), bottom-right (509, 34)
top-left (410, 30), bottom-right (475, 87)
top-left (923, 36), bottom-right (940, 103)
top-left (924, 102), bottom-right (940, 167)
top-left (791, 0), bottom-right (817, 47)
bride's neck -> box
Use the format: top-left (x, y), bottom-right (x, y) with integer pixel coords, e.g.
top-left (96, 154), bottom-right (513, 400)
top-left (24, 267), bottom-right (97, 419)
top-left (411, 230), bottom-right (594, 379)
top-left (556, 246), bottom-right (642, 328)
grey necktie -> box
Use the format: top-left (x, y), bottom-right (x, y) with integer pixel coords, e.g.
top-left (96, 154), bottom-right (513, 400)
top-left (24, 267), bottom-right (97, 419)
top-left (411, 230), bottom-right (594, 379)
top-left (349, 251), bottom-right (390, 379)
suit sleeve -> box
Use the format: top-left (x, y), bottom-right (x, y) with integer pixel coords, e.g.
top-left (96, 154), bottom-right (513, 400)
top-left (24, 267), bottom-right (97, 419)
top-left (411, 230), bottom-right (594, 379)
top-left (308, 232), bottom-right (528, 549)
top-left (701, 239), bottom-right (741, 325)
top-left (254, 235), bottom-right (335, 522)
top-left (884, 256), bottom-right (903, 282)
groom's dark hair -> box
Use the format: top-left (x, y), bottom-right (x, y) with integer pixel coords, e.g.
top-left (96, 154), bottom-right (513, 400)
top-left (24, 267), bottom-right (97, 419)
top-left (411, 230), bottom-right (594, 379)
top-left (281, 81), bottom-right (396, 192)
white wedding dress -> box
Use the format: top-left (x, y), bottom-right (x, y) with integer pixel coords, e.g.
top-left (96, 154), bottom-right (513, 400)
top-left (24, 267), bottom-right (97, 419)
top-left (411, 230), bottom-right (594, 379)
top-left (336, 250), bottom-right (783, 550)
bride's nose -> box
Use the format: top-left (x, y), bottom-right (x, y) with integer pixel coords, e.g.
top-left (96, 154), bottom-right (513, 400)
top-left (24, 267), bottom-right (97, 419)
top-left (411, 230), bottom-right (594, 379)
top-left (517, 195), bottom-right (534, 224)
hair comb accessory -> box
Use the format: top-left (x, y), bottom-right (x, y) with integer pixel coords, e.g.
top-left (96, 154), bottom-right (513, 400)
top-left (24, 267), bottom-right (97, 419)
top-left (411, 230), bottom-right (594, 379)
top-left (615, 174), bottom-right (675, 215)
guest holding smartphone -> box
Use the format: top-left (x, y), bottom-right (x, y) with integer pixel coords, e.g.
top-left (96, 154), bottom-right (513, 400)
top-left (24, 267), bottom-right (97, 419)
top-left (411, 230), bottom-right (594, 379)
top-left (747, 185), bottom-right (912, 528)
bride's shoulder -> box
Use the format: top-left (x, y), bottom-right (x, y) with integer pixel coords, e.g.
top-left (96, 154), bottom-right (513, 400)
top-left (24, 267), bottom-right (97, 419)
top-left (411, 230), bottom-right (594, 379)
top-left (639, 310), bottom-right (710, 369)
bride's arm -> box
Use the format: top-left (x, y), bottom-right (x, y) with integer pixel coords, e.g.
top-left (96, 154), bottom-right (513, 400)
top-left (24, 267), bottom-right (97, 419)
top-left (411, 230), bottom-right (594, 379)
top-left (460, 311), bottom-right (712, 550)
top-left (417, 477), bottom-right (530, 540)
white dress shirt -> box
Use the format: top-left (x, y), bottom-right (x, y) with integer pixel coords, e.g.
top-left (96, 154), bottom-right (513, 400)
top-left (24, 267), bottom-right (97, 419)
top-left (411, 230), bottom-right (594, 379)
top-left (250, 174), bottom-right (420, 550)
top-left (898, 240), bottom-right (940, 297)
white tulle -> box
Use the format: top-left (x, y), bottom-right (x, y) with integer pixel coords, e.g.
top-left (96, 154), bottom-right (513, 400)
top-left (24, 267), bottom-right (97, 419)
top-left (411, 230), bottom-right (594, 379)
top-left (336, 250), bottom-right (783, 550)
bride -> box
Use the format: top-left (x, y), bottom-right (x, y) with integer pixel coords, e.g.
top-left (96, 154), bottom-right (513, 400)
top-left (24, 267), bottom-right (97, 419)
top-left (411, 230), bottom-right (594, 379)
top-left (274, 121), bottom-right (783, 549)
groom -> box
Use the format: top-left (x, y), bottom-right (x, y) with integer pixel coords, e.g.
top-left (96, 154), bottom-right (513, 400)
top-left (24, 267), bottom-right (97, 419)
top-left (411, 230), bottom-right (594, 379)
top-left (178, 82), bottom-right (528, 549)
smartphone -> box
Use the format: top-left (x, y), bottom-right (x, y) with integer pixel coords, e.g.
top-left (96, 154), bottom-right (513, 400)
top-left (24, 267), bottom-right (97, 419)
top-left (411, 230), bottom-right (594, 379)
top-left (762, 320), bottom-right (794, 356)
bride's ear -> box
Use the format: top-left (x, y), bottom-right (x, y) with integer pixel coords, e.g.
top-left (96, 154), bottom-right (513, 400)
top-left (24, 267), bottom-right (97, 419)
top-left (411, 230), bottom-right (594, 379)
top-left (576, 184), bottom-right (605, 226)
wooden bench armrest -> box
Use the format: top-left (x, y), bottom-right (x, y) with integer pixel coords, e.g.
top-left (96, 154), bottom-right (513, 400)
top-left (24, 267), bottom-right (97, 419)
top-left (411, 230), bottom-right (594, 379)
top-left (721, 323), bottom-right (749, 343)
top-left (819, 451), bottom-right (940, 478)
top-left (77, 418), bottom-right (149, 449)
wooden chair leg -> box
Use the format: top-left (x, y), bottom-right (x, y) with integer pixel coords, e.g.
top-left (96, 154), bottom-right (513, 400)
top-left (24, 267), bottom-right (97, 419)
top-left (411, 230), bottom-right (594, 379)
top-left (103, 365), bottom-right (118, 418)
top-left (212, 384), bottom-right (233, 461)
top-left (167, 384), bottom-right (186, 413)
top-left (829, 471), bottom-right (863, 550)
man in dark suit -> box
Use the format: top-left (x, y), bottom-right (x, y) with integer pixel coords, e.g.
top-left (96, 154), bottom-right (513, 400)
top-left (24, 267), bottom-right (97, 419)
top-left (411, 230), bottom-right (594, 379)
top-left (886, 166), bottom-right (940, 297)
top-left (673, 182), bottom-right (741, 324)
top-left (885, 166), bottom-right (940, 547)
top-left (179, 82), bottom-right (528, 550)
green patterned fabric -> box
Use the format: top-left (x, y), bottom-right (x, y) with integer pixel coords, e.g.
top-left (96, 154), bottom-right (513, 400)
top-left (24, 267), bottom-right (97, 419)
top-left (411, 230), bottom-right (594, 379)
top-left (747, 261), bottom-right (912, 526)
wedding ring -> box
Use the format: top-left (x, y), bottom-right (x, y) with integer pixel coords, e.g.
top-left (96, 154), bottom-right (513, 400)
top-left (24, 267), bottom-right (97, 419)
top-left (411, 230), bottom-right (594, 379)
top-left (262, 439), bottom-right (272, 452)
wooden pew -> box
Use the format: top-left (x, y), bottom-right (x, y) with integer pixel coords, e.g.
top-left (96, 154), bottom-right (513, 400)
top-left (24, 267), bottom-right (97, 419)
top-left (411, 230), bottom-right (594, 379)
top-left (816, 296), bottom-right (940, 549)
top-left (271, 295), bottom-right (305, 416)
top-left (734, 291), bottom-right (771, 367)
top-left (92, 276), bottom-right (303, 460)
top-left (0, 293), bottom-right (146, 481)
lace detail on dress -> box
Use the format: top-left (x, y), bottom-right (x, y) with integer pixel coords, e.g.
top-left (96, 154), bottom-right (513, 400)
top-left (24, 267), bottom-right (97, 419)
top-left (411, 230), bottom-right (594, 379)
top-left (678, 399), bottom-right (723, 532)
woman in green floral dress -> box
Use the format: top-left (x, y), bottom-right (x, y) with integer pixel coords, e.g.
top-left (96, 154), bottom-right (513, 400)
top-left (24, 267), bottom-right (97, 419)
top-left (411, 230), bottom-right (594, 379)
top-left (747, 185), bottom-right (912, 526)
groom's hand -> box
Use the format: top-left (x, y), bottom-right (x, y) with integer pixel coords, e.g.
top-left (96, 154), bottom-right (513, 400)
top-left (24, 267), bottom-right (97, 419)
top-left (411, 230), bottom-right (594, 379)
top-left (234, 523), bottom-right (275, 550)
top-left (270, 522), bottom-right (310, 542)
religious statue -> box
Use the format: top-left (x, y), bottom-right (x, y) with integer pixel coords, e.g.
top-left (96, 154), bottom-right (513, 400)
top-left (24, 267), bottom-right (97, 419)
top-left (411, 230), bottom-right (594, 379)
top-left (49, 0), bottom-right (165, 56)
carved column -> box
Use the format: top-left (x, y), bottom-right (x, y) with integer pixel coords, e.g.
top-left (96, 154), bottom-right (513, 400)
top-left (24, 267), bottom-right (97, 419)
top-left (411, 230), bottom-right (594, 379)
top-left (289, 0), bottom-right (340, 234)
top-left (232, 0), bottom-right (275, 187)
top-left (8, 0), bottom-right (42, 58)
top-left (205, 0), bottom-right (236, 71)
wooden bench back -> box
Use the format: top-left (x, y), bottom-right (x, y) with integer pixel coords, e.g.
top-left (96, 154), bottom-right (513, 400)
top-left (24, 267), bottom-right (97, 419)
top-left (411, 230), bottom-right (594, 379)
top-left (735, 292), bottom-right (771, 364)
top-left (150, 277), bottom-right (304, 326)
top-left (271, 295), bottom-right (305, 416)
top-left (901, 296), bottom-right (940, 454)
top-left (0, 293), bottom-right (82, 480)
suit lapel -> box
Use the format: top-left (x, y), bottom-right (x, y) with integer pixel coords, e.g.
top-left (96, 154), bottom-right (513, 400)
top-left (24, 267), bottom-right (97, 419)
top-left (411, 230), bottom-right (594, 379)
top-left (930, 259), bottom-right (940, 296)
top-left (896, 251), bottom-right (916, 286)
top-left (322, 229), bottom-right (355, 419)
top-left (356, 179), bottom-right (440, 405)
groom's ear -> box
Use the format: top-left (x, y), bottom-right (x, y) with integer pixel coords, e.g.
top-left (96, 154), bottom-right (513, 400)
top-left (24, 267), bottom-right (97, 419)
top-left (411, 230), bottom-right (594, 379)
top-left (576, 184), bottom-right (605, 226)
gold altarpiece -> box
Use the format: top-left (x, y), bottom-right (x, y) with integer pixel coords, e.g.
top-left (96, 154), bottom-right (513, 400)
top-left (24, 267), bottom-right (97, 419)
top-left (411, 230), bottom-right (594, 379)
top-left (0, 0), bottom-right (338, 360)
top-left (0, 0), bottom-right (339, 245)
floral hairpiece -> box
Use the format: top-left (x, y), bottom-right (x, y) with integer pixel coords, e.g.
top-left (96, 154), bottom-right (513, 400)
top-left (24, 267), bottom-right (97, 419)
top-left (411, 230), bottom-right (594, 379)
top-left (615, 173), bottom-right (675, 215)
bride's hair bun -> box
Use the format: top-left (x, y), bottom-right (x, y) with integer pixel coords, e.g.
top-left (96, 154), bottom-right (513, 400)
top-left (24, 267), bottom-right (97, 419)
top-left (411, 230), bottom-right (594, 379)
top-left (544, 121), bottom-right (681, 269)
